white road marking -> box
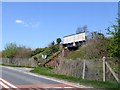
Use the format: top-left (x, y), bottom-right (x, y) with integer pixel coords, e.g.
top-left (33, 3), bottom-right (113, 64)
top-left (29, 88), bottom-right (35, 90)
top-left (53, 87), bottom-right (62, 88)
top-left (64, 87), bottom-right (74, 88)
top-left (0, 81), bottom-right (9, 88)
top-left (0, 77), bottom-right (17, 88)
top-left (45, 87), bottom-right (73, 88)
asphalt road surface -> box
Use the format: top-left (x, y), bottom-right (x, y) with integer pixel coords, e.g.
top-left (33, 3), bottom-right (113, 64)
top-left (0, 66), bottom-right (85, 90)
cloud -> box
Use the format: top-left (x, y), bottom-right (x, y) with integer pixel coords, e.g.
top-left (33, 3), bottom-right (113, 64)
top-left (15, 19), bottom-right (40, 28)
top-left (15, 19), bottom-right (24, 24)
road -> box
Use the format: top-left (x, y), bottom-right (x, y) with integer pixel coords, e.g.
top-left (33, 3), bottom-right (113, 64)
top-left (0, 66), bottom-right (85, 90)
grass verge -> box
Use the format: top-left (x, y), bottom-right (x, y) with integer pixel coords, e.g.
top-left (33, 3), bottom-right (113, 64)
top-left (30, 67), bottom-right (120, 90)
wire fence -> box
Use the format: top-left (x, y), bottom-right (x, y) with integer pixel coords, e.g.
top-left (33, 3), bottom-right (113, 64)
top-left (54, 57), bottom-right (120, 83)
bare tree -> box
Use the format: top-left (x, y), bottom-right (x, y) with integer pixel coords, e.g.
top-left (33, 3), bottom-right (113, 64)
top-left (76, 25), bottom-right (88, 34)
top-left (76, 26), bottom-right (82, 34)
top-left (14, 47), bottom-right (32, 58)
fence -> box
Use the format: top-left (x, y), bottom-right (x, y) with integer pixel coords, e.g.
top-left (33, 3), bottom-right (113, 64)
top-left (0, 58), bottom-right (38, 67)
top-left (102, 57), bottom-right (120, 83)
top-left (54, 57), bottom-right (120, 83)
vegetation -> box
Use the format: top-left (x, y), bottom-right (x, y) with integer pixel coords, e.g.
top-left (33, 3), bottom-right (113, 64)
top-left (107, 19), bottom-right (120, 59)
top-left (1, 18), bottom-right (119, 89)
top-left (2, 43), bottom-right (32, 58)
top-left (66, 32), bottom-right (108, 59)
top-left (2, 19), bottom-right (119, 60)
top-left (2, 43), bottom-right (18, 58)
top-left (66, 19), bottom-right (120, 60)
top-left (14, 47), bottom-right (32, 58)
top-left (56, 38), bottom-right (62, 44)
top-left (76, 25), bottom-right (88, 34)
top-left (32, 44), bottom-right (60, 65)
top-left (43, 44), bottom-right (59, 57)
top-left (31, 67), bottom-right (119, 89)
top-left (51, 41), bottom-right (55, 45)
top-left (42, 50), bottom-right (61, 65)
top-left (31, 48), bottom-right (46, 56)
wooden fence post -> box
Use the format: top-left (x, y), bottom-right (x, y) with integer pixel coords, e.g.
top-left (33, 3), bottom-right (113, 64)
top-left (82, 60), bottom-right (86, 79)
top-left (103, 56), bottom-right (106, 82)
top-left (105, 61), bottom-right (120, 83)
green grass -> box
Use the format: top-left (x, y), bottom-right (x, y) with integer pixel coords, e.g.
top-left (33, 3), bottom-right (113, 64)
top-left (31, 67), bottom-right (120, 90)
top-left (0, 64), bottom-right (35, 68)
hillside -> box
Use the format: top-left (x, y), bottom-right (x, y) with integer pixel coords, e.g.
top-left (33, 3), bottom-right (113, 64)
top-left (65, 39), bottom-right (108, 60)
top-left (31, 44), bottom-right (61, 66)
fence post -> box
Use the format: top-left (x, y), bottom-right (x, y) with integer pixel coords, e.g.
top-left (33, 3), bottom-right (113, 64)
top-left (82, 60), bottom-right (86, 79)
top-left (103, 56), bottom-right (106, 82)
top-left (105, 61), bottom-right (120, 83)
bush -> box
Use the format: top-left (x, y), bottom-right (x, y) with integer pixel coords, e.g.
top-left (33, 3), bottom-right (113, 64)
top-left (2, 43), bottom-right (32, 58)
top-left (43, 44), bottom-right (59, 57)
top-left (2, 43), bottom-right (18, 58)
top-left (31, 48), bottom-right (46, 56)
top-left (107, 20), bottom-right (120, 59)
top-left (14, 47), bottom-right (32, 58)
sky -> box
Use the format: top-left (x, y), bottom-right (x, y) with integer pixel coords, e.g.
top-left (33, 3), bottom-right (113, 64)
top-left (1, 2), bottom-right (118, 50)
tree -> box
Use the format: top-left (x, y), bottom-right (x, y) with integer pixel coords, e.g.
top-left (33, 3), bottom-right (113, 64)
top-left (76, 25), bottom-right (88, 34)
top-left (91, 32), bottom-right (104, 39)
top-left (2, 43), bottom-right (18, 58)
top-left (14, 47), bottom-right (32, 58)
top-left (76, 26), bottom-right (82, 34)
top-left (2, 43), bottom-right (32, 58)
top-left (82, 25), bottom-right (88, 33)
top-left (107, 19), bottom-right (120, 59)
top-left (56, 38), bottom-right (61, 44)
top-left (51, 41), bottom-right (55, 45)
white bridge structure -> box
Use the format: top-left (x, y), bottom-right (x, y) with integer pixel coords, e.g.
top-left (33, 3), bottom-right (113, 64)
top-left (63, 32), bottom-right (86, 48)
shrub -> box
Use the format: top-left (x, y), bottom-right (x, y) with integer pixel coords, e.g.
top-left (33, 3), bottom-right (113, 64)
top-left (31, 48), bottom-right (45, 56)
top-left (2, 43), bottom-right (18, 58)
top-left (2, 43), bottom-right (32, 58)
